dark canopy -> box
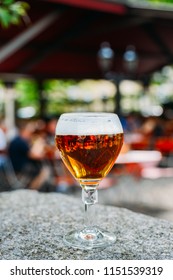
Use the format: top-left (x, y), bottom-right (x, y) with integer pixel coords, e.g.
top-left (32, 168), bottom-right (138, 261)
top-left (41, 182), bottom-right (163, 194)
top-left (1, 0), bottom-right (173, 81)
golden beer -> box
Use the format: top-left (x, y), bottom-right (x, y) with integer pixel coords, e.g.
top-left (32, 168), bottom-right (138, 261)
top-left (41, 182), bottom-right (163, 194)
top-left (55, 113), bottom-right (124, 249)
top-left (55, 133), bottom-right (123, 181)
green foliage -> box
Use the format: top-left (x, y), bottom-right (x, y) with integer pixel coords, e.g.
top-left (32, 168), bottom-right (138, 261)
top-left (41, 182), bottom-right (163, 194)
top-left (0, 0), bottom-right (30, 28)
top-left (15, 79), bottom-right (39, 115)
top-left (14, 78), bottom-right (82, 117)
top-left (43, 79), bottom-right (77, 94)
top-left (0, 80), bottom-right (5, 87)
top-left (148, 0), bottom-right (173, 3)
top-left (43, 79), bottom-right (79, 115)
top-left (129, 0), bottom-right (173, 5)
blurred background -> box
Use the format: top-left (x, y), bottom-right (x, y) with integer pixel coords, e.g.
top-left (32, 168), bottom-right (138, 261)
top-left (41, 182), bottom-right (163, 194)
top-left (1, 0), bottom-right (173, 222)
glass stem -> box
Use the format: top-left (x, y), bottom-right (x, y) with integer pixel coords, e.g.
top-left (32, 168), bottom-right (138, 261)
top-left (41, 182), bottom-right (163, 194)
top-left (84, 203), bottom-right (95, 228)
top-left (82, 186), bottom-right (98, 229)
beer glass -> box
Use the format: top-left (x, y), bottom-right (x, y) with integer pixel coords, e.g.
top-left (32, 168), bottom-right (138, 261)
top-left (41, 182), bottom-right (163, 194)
top-left (55, 112), bottom-right (123, 249)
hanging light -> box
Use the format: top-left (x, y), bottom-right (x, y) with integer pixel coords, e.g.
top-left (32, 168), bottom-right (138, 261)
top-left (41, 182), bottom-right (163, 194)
top-left (97, 42), bottom-right (115, 73)
top-left (123, 45), bottom-right (138, 74)
top-left (97, 42), bottom-right (138, 115)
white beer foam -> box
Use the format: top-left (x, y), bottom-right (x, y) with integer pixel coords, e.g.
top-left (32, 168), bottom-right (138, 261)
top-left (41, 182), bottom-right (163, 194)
top-left (56, 113), bottom-right (123, 135)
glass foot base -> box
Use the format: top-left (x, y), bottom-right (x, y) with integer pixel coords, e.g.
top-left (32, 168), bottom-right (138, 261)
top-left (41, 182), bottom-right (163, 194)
top-left (63, 227), bottom-right (116, 249)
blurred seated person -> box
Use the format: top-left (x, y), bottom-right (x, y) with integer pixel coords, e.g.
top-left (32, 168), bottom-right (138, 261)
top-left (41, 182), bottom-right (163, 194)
top-left (45, 117), bottom-right (57, 144)
top-left (0, 122), bottom-right (7, 156)
top-left (8, 121), bottom-right (56, 192)
top-left (0, 121), bottom-right (8, 171)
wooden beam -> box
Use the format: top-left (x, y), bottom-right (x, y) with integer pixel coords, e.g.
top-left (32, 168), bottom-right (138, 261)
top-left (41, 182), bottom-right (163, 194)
top-left (18, 12), bottom-right (101, 72)
top-left (142, 22), bottom-right (172, 59)
top-left (0, 11), bottom-right (61, 63)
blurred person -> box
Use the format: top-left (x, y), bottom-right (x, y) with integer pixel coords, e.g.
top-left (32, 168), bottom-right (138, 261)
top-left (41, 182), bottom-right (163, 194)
top-left (43, 116), bottom-right (57, 148)
top-left (141, 116), bottom-right (165, 149)
top-left (44, 116), bottom-right (77, 193)
top-left (0, 121), bottom-right (7, 155)
top-left (8, 121), bottom-right (56, 192)
top-left (125, 113), bottom-right (143, 133)
top-left (0, 122), bottom-right (12, 192)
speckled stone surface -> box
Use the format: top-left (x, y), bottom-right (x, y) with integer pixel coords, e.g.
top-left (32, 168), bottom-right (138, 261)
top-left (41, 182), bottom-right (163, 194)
top-left (0, 190), bottom-right (173, 260)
